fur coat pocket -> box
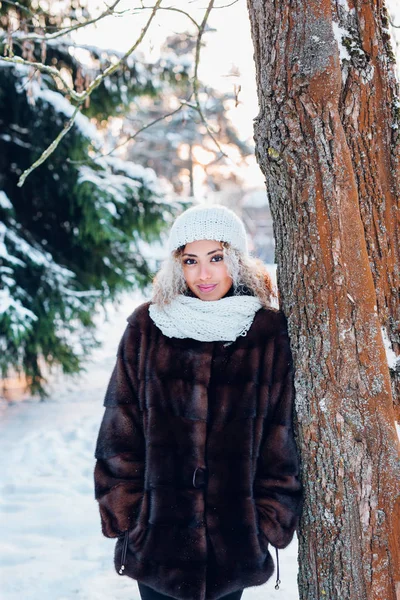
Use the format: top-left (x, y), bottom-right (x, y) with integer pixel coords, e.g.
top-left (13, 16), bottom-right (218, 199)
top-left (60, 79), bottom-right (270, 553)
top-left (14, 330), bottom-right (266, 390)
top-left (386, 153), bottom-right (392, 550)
top-left (115, 523), bottom-right (148, 576)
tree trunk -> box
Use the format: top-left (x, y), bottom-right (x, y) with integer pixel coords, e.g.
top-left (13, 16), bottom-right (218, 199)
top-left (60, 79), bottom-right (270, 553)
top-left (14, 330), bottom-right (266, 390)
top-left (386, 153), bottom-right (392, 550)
top-left (336, 1), bottom-right (400, 417)
top-left (246, 1), bottom-right (400, 599)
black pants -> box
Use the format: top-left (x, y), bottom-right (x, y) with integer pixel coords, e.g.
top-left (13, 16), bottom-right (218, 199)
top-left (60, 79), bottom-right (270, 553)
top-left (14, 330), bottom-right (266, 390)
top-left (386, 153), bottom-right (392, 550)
top-left (138, 582), bottom-right (244, 600)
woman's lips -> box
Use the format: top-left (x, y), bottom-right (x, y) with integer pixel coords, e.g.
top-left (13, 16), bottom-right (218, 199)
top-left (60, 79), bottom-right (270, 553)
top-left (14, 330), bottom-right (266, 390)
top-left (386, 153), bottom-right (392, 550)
top-left (197, 284), bottom-right (217, 293)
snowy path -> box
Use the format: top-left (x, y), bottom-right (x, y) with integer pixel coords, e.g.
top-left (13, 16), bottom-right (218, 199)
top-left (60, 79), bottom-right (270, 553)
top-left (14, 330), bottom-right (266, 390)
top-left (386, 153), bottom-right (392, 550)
top-left (0, 294), bottom-right (299, 600)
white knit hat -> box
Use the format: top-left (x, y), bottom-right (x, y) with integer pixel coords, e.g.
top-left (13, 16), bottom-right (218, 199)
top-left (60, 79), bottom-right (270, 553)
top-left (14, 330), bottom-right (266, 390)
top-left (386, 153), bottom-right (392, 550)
top-left (168, 204), bottom-right (249, 255)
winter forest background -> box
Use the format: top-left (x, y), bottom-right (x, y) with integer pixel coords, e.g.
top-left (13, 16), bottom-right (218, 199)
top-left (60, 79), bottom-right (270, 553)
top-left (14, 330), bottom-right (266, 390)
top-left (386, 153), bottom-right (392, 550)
top-left (1, 1), bottom-right (400, 599)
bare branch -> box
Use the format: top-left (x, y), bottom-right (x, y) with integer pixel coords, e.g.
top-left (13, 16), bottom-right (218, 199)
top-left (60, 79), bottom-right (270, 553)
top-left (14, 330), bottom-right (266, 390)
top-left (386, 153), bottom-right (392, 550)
top-left (67, 1), bottom-right (228, 167)
top-left (81, 0), bottom-right (162, 101)
top-left (388, 15), bottom-right (400, 29)
top-left (68, 99), bottom-right (196, 165)
top-left (15, 0), bottom-right (163, 186)
top-left (213, 0), bottom-right (240, 8)
top-left (17, 104), bottom-right (80, 187)
top-left (134, 5), bottom-right (200, 30)
top-left (0, 0), bottom-right (161, 103)
top-left (5, 0), bottom-right (232, 184)
top-left (97, 103), bottom-right (189, 158)
top-left (0, 55), bottom-right (81, 100)
top-left (192, 0), bottom-right (228, 159)
top-left (1, 0), bottom-right (123, 43)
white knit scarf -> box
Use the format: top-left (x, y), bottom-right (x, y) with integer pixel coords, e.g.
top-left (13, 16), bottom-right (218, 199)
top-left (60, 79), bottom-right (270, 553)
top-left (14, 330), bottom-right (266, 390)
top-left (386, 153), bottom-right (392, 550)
top-left (148, 294), bottom-right (262, 342)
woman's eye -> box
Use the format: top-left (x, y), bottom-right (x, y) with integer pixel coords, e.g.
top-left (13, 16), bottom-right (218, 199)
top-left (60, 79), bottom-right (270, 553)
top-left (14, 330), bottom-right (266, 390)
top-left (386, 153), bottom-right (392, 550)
top-left (183, 255), bottom-right (223, 266)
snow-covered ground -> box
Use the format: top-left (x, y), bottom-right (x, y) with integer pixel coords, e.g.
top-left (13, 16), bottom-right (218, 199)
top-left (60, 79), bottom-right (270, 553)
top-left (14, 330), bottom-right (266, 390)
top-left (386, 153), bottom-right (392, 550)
top-left (0, 291), bottom-right (299, 600)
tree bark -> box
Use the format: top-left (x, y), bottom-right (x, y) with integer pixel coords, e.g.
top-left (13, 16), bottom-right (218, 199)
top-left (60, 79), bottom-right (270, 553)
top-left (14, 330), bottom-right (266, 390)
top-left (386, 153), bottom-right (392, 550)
top-left (337, 1), bottom-right (400, 416)
top-left (246, 1), bottom-right (400, 599)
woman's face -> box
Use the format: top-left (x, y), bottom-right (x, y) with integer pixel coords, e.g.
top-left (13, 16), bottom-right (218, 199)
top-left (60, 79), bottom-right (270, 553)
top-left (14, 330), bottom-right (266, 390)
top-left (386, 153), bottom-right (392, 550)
top-left (181, 239), bottom-right (233, 301)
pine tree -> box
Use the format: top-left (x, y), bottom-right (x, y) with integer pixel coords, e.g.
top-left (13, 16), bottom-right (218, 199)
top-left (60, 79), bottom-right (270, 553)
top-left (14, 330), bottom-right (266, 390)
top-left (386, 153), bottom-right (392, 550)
top-left (0, 1), bottom-right (179, 397)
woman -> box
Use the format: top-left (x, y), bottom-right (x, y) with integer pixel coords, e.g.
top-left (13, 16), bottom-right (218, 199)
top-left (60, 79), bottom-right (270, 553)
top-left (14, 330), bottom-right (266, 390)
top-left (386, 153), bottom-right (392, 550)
top-left (94, 204), bottom-right (302, 600)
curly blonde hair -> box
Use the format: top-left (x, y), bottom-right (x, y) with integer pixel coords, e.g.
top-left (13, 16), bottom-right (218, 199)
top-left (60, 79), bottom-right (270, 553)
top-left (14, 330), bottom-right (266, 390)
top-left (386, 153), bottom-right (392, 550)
top-left (151, 242), bottom-right (276, 308)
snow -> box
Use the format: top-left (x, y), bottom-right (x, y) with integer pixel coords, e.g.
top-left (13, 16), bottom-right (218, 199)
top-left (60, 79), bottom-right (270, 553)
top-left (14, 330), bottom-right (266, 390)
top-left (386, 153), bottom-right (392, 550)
top-left (106, 156), bottom-right (164, 196)
top-left (337, 0), bottom-right (355, 13)
top-left (0, 220), bottom-right (101, 334)
top-left (78, 165), bottom-right (141, 206)
top-left (1, 221), bottom-right (75, 286)
top-left (33, 85), bottom-right (101, 144)
top-left (0, 190), bottom-right (12, 210)
top-left (360, 63), bottom-right (374, 84)
top-left (0, 223), bottom-right (40, 331)
top-left (11, 74), bottom-right (101, 145)
top-left (319, 398), bottom-right (327, 413)
top-left (60, 287), bottom-right (102, 298)
top-left (0, 287), bottom-right (37, 325)
top-left (78, 157), bottom-right (165, 207)
top-left (381, 327), bottom-right (399, 371)
top-left (0, 290), bottom-right (299, 600)
top-left (6, 226), bottom-right (70, 273)
top-left (0, 223), bottom-right (24, 266)
top-left (9, 123), bottom-right (29, 135)
top-left (0, 132), bottom-right (32, 149)
top-left (332, 21), bottom-right (351, 63)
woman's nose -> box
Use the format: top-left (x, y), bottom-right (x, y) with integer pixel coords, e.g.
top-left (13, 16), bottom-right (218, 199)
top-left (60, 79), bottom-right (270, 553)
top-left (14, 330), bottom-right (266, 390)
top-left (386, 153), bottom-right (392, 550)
top-left (198, 263), bottom-right (211, 280)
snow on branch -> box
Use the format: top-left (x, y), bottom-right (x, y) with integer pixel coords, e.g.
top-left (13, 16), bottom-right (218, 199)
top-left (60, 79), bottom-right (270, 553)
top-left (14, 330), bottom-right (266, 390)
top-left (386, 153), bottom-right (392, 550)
top-left (0, 218), bottom-right (103, 340)
top-left (77, 155), bottom-right (164, 210)
top-left (71, 0), bottom-right (224, 168)
top-left (0, 0), bottom-right (226, 186)
top-left (0, 0), bottom-right (123, 44)
top-left (0, 191), bottom-right (13, 210)
top-left (1, 0), bottom-right (162, 187)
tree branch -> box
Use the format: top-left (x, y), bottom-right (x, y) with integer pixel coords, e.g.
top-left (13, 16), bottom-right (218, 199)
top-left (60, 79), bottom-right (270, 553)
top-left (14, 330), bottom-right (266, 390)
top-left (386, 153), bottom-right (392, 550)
top-left (5, 0), bottom-right (231, 184)
top-left (133, 5), bottom-right (200, 30)
top-left (66, 96), bottom-right (204, 166)
top-left (192, 0), bottom-right (228, 159)
top-left (15, 0), bottom-right (163, 186)
top-left (88, 102), bottom-right (190, 161)
top-left (388, 15), bottom-right (400, 29)
top-left (213, 0), bottom-right (240, 8)
top-left (1, 0), bottom-right (161, 103)
top-left (0, 55), bottom-right (81, 100)
top-left (69, 1), bottom-right (228, 167)
top-left (17, 104), bottom-right (80, 187)
top-left (81, 0), bottom-right (162, 101)
top-left (0, 0), bottom-right (123, 43)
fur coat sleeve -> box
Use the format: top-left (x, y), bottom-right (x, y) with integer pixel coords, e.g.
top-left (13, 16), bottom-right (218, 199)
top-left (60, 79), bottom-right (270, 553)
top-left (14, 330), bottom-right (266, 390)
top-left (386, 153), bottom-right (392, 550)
top-left (93, 320), bottom-right (145, 538)
top-left (253, 320), bottom-right (302, 549)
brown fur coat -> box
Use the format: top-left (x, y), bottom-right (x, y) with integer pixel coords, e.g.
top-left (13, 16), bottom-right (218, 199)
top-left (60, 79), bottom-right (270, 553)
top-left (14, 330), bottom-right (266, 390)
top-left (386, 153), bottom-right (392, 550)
top-left (94, 301), bottom-right (302, 600)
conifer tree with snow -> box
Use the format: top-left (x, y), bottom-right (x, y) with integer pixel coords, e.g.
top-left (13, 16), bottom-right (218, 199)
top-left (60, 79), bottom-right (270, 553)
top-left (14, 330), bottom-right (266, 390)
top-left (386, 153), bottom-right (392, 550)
top-left (0, 1), bottom-right (179, 397)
